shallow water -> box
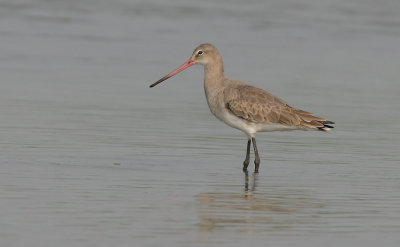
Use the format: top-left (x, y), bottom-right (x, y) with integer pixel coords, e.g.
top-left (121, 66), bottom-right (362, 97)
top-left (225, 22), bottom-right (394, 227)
top-left (1, 0), bottom-right (400, 246)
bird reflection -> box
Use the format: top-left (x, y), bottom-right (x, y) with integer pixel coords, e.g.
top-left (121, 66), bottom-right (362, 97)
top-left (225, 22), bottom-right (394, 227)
top-left (243, 170), bottom-right (258, 193)
top-left (195, 170), bottom-right (321, 233)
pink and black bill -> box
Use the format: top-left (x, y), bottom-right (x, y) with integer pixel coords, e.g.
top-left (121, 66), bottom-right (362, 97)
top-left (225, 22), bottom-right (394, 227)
top-left (150, 59), bottom-right (195, 88)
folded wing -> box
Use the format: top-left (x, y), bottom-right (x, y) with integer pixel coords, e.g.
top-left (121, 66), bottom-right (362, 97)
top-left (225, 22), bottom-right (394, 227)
top-left (225, 85), bottom-right (334, 130)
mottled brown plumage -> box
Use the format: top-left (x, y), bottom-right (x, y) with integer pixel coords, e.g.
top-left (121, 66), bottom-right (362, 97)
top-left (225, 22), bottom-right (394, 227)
top-left (225, 84), bottom-right (332, 130)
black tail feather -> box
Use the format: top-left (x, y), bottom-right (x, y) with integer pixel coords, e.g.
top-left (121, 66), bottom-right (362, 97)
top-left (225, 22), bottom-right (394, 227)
top-left (318, 121), bottom-right (335, 131)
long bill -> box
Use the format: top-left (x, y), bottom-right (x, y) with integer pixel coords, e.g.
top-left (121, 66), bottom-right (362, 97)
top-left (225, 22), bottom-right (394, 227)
top-left (149, 59), bottom-right (195, 88)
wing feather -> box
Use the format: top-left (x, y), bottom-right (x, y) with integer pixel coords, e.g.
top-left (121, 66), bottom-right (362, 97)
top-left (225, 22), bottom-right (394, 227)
top-left (225, 85), bottom-right (334, 130)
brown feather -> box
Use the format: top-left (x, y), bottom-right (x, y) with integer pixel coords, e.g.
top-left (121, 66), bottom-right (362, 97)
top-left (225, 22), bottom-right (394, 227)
top-left (225, 84), bottom-right (333, 129)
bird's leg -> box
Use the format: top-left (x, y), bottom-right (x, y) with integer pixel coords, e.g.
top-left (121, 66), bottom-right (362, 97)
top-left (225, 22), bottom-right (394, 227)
top-left (252, 137), bottom-right (260, 173)
top-left (243, 139), bottom-right (251, 171)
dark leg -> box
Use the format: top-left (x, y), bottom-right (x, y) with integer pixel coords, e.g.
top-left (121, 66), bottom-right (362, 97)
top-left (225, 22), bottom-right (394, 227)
top-left (252, 137), bottom-right (260, 173)
top-left (243, 139), bottom-right (251, 171)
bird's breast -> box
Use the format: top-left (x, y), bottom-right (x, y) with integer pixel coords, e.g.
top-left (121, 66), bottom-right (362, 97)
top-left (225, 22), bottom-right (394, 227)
top-left (204, 87), bottom-right (224, 120)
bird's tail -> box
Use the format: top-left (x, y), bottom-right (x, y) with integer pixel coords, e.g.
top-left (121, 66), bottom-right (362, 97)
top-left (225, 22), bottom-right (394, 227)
top-left (317, 121), bottom-right (335, 131)
top-left (294, 109), bottom-right (335, 131)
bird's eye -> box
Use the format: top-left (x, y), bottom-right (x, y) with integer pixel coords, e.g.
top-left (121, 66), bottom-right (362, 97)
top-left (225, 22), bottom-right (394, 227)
top-left (197, 50), bottom-right (203, 55)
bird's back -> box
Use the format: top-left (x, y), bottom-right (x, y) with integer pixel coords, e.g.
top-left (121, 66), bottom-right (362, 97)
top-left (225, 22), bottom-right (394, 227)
top-left (222, 80), bottom-right (334, 131)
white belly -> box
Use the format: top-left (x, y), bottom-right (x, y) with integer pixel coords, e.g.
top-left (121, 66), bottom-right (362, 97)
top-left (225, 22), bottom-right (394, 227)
top-left (210, 104), bottom-right (302, 138)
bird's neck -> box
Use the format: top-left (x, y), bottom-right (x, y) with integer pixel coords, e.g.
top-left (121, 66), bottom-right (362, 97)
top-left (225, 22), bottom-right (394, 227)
top-left (204, 58), bottom-right (225, 90)
top-left (203, 59), bottom-right (225, 112)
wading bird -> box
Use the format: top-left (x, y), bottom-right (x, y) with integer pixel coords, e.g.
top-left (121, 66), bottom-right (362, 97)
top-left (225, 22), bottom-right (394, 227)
top-left (150, 44), bottom-right (334, 173)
